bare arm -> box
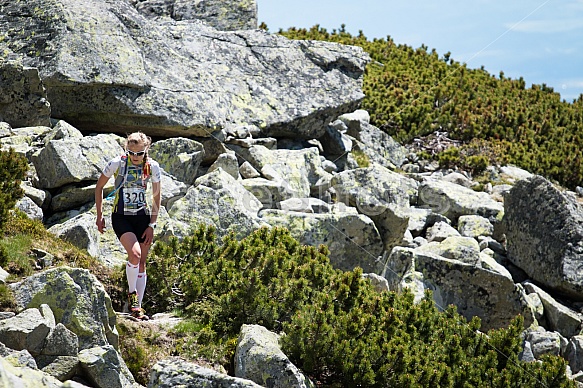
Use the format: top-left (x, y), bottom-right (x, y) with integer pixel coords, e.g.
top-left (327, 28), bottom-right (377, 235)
top-left (150, 180), bottom-right (161, 224)
top-left (141, 180), bottom-right (161, 245)
top-left (95, 173), bottom-right (110, 233)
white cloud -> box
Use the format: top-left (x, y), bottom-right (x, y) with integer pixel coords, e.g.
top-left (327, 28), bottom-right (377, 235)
top-left (565, 0), bottom-right (583, 11)
top-left (506, 19), bottom-right (583, 33)
top-left (563, 79), bottom-right (583, 88)
top-left (544, 47), bottom-right (578, 55)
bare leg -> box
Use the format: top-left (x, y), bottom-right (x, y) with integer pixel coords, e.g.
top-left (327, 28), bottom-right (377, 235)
top-left (119, 232), bottom-right (142, 266)
top-left (120, 233), bottom-right (141, 294)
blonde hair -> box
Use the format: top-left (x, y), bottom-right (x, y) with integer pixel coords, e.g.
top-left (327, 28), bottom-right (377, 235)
top-left (125, 132), bottom-right (152, 168)
top-left (125, 132), bottom-right (152, 149)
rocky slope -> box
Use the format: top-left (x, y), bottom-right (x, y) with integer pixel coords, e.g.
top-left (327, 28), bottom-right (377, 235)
top-left (2, 0), bottom-right (583, 387)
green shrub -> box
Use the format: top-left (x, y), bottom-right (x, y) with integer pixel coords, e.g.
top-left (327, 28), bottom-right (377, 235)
top-left (466, 154), bottom-right (490, 174)
top-left (0, 148), bottom-right (27, 233)
top-left (283, 286), bottom-right (573, 387)
top-left (150, 225), bottom-right (335, 334)
top-left (146, 225), bottom-right (336, 368)
top-left (278, 25), bottom-right (583, 189)
top-left (437, 147), bottom-right (460, 170)
top-left (148, 224), bottom-right (574, 387)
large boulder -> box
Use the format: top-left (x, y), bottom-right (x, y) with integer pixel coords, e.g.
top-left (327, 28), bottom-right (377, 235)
top-left (0, 356), bottom-right (62, 388)
top-left (31, 134), bottom-right (124, 189)
top-left (0, 342), bottom-right (37, 369)
top-left (8, 267), bottom-right (119, 351)
top-left (168, 168), bottom-right (267, 239)
top-left (418, 178), bottom-right (504, 223)
top-left (1, 125), bottom-right (51, 156)
top-left (235, 324), bottom-right (313, 388)
top-left (78, 345), bottom-right (136, 388)
top-left (386, 246), bottom-right (534, 331)
top-left (523, 281), bottom-right (583, 338)
top-left (566, 336), bottom-right (583, 373)
top-left (149, 137), bottom-right (205, 185)
top-left (330, 166), bottom-right (412, 251)
top-left (0, 304), bottom-right (55, 356)
top-left (0, 0), bottom-right (369, 138)
top-left (0, 58), bottom-right (51, 128)
top-left (339, 110), bottom-right (409, 169)
top-left (234, 145), bottom-right (332, 199)
top-left (260, 206), bottom-right (384, 273)
top-left (504, 176), bottom-right (583, 300)
top-left (133, 0), bottom-right (258, 31)
top-left (149, 358), bottom-right (264, 387)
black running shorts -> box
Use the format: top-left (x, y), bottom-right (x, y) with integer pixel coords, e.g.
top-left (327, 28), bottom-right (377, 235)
top-left (111, 211), bottom-right (150, 243)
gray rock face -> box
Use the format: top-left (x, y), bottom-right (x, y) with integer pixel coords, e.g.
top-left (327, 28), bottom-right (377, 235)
top-left (41, 323), bottom-right (79, 357)
top-left (340, 111), bottom-right (408, 170)
top-left (0, 356), bottom-right (62, 388)
top-left (150, 358), bottom-right (264, 387)
top-left (260, 207), bottom-right (384, 273)
top-left (235, 324), bottom-right (313, 388)
top-left (524, 329), bottom-right (562, 359)
top-left (566, 336), bottom-right (583, 373)
top-left (241, 145), bottom-right (333, 199)
top-left (0, 306), bottom-right (54, 356)
top-left (78, 345), bottom-right (136, 388)
top-left (39, 355), bottom-right (80, 382)
top-left (523, 281), bottom-right (583, 338)
top-left (149, 137), bottom-right (205, 185)
top-left (241, 177), bottom-right (298, 209)
top-left (48, 210), bottom-right (102, 258)
top-left (133, 0), bottom-right (258, 31)
top-left (330, 166), bottom-right (411, 251)
top-left (0, 342), bottom-right (37, 369)
top-left (15, 196), bottom-right (44, 221)
top-left (418, 178), bottom-right (504, 223)
top-left (8, 267), bottom-right (119, 351)
top-left (505, 176), bottom-right (583, 300)
top-left (32, 134), bottom-right (123, 189)
top-left (168, 168), bottom-right (267, 239)
top-left (0, 58), bottom-right (51, 128)
top-left (386, 247), bottom-right (534, 331)
top-left (0, 0), bottom-right (369, 138)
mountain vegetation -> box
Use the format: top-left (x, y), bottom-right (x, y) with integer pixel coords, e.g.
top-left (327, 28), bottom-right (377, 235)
top-left (0, 162), bottom-right (574, 386)
top-left (144, 224), bottom-right (574, 387)
top-left (272, 24), bottom-right (583, 189)
top-left (1, 22), bottom-right (581, 387)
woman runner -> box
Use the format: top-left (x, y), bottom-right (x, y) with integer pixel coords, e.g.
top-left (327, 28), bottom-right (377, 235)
top-left (95, 132), bottom-right (161, 320)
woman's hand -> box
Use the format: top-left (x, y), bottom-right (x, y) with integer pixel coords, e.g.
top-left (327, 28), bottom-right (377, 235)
top-left (96, 217), bottom-right (106, 233)
top-left (142, 226), bottom-right (154, 245)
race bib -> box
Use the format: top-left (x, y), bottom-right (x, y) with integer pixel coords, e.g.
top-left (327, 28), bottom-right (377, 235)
top-left (123, 186), bottom-right (146, 211)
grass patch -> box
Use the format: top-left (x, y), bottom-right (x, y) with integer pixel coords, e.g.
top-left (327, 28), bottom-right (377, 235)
top-left (0, 234), bottom-right (35, 277)
top-left (0, 283), bottom-right (16, 311)
top-left (352, 149), bottom-right (370, 167)
top-left (117, 318), bottom-right (178, 386)
top-left (0, 211), bottom-right (123, 307)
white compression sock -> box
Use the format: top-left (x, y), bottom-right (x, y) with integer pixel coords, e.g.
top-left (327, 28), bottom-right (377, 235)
top-left (136, 272), bottom-right (147, 307)
top-left (126, 262), bottom-right (139, 293)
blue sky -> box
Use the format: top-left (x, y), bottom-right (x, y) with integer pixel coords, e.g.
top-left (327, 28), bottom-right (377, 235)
top-left (257, 0), bottom-right (583, 102)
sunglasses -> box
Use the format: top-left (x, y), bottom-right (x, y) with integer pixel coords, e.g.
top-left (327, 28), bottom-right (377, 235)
top-left (126, 150), bottom-right (146, 157)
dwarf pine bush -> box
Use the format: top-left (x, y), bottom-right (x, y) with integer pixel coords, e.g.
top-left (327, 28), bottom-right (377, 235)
top-left (0, 148), bottom-right (27, 233)
top-left (147, 224), bottom-right (574, 387)
top-left (278, 25), bottom-right (583, 189)
top-left (149, 225), bottom-right (335, 335)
